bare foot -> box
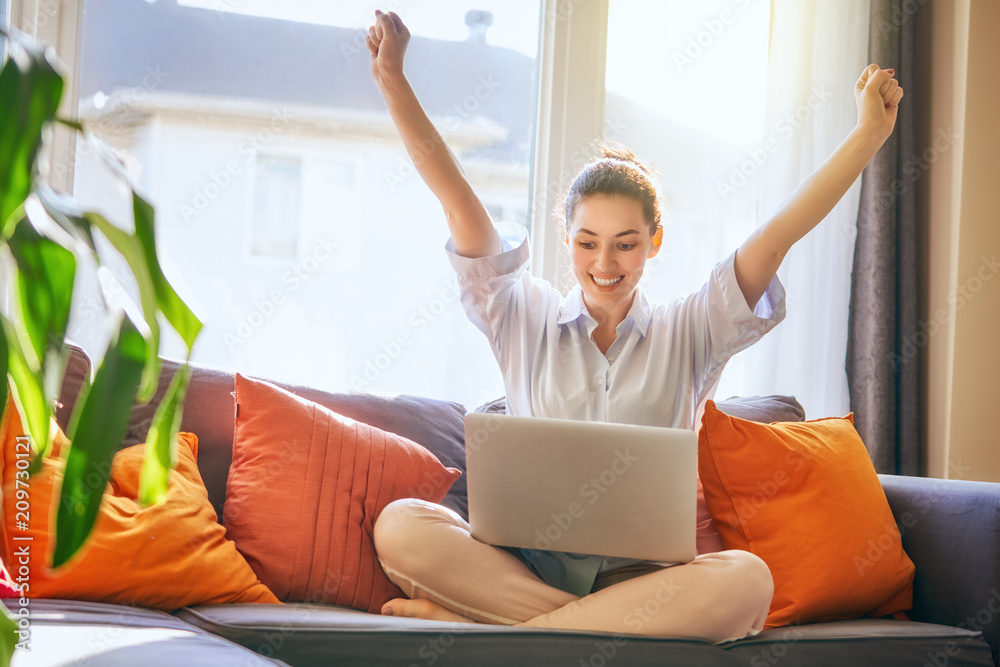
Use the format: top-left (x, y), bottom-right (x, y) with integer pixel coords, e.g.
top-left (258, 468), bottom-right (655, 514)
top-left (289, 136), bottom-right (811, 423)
top-left (381, 598), bottom-right (477, 624)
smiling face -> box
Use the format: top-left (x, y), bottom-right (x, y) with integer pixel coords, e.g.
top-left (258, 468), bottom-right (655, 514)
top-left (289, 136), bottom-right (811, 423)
top-left (567, 195), bottom-right (662, 322)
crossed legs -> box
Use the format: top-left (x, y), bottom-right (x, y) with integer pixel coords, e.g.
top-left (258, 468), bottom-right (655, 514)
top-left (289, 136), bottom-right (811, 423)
top-left (373, 498), bottom-right (772, 643)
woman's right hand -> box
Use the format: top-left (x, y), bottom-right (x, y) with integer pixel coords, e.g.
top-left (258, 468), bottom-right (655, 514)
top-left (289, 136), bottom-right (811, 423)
top-left (367, 10), bottom-right (410, 87)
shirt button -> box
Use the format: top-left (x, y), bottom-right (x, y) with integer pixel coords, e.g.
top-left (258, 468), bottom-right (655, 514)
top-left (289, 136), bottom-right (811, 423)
top-left (596, 378), bottom-right (604, 386)
top-left (608, 355), bottom-right (615, 361)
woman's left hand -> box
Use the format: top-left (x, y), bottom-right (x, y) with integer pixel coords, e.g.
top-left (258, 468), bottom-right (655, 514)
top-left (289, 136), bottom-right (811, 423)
top-left (855, 64), bottom-right (903, 142)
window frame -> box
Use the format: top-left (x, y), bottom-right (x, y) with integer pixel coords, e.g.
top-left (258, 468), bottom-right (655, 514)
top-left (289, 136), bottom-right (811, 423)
top-left (530, 0), bottom-right (610, 288)
top-left (9, 0), bottom-right (84, 194)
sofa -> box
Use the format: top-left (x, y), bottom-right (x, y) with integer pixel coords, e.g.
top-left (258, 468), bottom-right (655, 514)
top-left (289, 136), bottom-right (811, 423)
top-left (4, 344), bottom-right (999, 667)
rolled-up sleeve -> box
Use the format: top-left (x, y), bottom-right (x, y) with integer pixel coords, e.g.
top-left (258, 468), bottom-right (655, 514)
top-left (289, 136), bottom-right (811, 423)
top-left (445, 222), bottom-right (532, 351)
top-left (686, 250), bottom-right (786, 395)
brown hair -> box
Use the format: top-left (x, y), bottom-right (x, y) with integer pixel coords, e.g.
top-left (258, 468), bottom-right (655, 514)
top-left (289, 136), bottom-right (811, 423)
top-left (563, 142), bottom-right (662, 233)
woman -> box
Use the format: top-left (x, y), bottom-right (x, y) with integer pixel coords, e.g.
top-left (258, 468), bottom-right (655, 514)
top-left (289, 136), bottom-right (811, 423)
top-left (366, 10), bottom-right (901, 642)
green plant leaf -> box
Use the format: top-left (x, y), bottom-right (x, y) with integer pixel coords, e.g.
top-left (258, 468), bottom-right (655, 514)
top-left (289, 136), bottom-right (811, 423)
top-left (36, 183), bottom-right (97, 252)
top-left (84, 212), bottom-right (161, 402)
top-left (0, 323), bottom-right (8, 414)
top-left (54, 116), bottom-right (85, 132)
top-left (54, 316), bottom-right (146, 569)
top-left (0, 602), bottom-right (17, 666)
top-left (138, 363), bottom-right (190, 505)
top-left (132, 193), bottom-right (202, 352)
top-left (8, 217), bottom-right (75, 398)
top-left (0, 34), bottom-right (64, 236)
top-left (0, 316), bottom-right (50, 460)
top-left (79, 127), bottom-right (139, 193)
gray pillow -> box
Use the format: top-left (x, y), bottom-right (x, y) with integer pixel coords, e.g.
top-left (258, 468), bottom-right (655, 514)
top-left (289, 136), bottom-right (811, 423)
top-left (715, 395), bottom-right (806, 423)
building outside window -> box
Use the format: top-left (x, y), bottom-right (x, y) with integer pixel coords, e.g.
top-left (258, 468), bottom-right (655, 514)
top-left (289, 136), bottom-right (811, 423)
top-left (69, 0), bottom-right (542, 408)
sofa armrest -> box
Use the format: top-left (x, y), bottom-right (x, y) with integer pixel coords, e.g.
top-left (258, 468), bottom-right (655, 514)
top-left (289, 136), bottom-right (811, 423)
top-left (880, 474), bottom-right (1000, 665)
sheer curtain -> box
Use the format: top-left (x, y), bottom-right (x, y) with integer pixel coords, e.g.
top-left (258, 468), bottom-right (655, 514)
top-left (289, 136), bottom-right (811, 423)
top-left (727, 0), bottom-right (871, 419)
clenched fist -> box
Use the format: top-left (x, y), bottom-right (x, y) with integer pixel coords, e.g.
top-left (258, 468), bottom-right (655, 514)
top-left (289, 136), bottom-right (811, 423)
top-left (367, 10), bottom-right (411, 88)
top-left (855, 64), bottom-right (903, 142)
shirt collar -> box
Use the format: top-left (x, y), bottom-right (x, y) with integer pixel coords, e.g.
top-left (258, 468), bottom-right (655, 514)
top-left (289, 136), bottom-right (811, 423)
top-left (627, 288), bottom-right (652, 337)
top-left (557, 286), bottom-right (652, 338)
top-left (556, 285), bottom-right (590, 326)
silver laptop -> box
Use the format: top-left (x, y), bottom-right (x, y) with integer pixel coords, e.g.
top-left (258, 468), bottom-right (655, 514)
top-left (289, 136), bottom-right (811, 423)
top-left (464, 412), bottom-right (697, 563)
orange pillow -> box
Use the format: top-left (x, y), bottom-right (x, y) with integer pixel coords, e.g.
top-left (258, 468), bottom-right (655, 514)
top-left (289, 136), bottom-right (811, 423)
top-left (697, 400), bottom-right (915, 628)
top-left (0, 396), bottom-right (280, 610)
top-left (224, 374), bottom-right (462, 613)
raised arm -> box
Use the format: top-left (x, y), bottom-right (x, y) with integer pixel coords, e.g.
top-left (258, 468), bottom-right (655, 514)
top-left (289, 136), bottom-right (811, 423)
top-left (367, 10), bottom-right (502, 258)
top-left (733, 64), bottom-right (903, 308)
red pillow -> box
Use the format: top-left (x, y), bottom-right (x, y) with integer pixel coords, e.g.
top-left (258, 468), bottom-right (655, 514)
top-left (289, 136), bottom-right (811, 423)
top-left (224, 374), bottom-right (461, 613)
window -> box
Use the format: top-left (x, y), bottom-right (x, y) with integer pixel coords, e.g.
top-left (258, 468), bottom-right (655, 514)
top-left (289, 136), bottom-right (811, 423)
top-left (604, 0), bottom-right (770, 401)
top-left (13, 0), bottom-right (857, 416)
top-left (0, 0), bottom-right (8, 62)
top-left (66, 0), bottom-right (543, 407)
top-left (251, 155), bottom-right (302, 259)
top-left (600, 0), bottom-right (865, 418)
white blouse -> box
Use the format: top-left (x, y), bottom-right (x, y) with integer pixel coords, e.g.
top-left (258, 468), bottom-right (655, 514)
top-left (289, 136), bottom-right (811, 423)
top-left (447, 222), bottom-right (786, 596)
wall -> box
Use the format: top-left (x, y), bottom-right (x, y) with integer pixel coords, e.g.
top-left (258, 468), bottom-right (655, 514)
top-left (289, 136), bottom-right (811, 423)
top-left (917, 0), bottom-right (1000, 482)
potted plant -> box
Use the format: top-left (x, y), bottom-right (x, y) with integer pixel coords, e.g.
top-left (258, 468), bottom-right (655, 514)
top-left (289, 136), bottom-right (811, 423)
top-left (0, 28), bottom-right (202, 658)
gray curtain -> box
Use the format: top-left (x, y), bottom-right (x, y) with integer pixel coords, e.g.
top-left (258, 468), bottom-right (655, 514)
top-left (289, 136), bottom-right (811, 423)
top-left (847, 0), bottom-right (919, 475)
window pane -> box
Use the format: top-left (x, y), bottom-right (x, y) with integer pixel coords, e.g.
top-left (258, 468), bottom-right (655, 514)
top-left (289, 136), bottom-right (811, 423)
top-left (72, 0), bottom-right (541, 408)
top-left (251, 155), bottom-right (301, 259)
top-left (0, 0), bottom-right (8, 62)
top-left (604, 0), bottom-right (770, 399)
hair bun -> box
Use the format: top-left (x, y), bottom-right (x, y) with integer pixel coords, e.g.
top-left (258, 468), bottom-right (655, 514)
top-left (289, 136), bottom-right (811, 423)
top-left (560, 141), bottom-right (662, 233)
top-left (597, 141), bottom-right (652, 176)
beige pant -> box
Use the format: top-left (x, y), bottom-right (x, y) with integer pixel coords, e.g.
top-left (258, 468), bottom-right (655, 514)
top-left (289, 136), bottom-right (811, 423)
top-left (373, 498), bottom-right (773, 644)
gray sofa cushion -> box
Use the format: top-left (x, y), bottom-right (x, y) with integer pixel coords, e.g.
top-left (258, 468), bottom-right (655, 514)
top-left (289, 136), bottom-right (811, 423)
top-left (175, 604), bottom-right (995, 667)
top-left (880, 474), bottom-right (1000, 665)
top-left (54, 341), bottom-right (92, 432)
top-left (5, 598), bottom-right (289, 666)
top-left (474, 395), bottom-right (807, 423)
top-left (54, 344), bottom-right (801, 527)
